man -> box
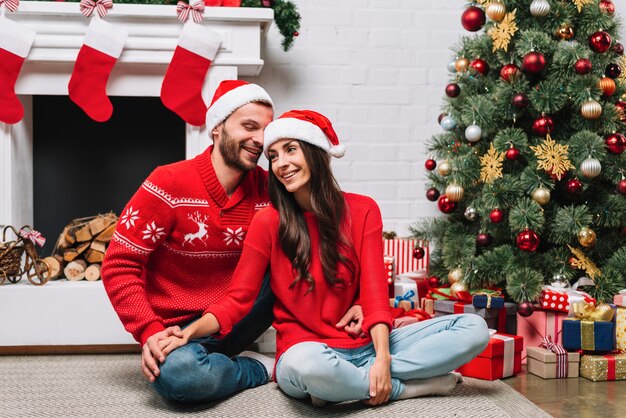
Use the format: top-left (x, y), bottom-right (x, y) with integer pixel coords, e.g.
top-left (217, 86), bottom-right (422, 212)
top-left (102, 80), bottom-right (362, 403)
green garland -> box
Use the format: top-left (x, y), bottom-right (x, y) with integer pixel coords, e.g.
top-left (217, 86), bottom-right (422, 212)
top-left (29, 0), bottom-right (300, 51)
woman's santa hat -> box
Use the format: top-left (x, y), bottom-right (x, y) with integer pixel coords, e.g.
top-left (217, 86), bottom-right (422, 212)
top-left (205, 80), bottom-right (274, 133)
top-left (263, 110), bottom-right (346, 158)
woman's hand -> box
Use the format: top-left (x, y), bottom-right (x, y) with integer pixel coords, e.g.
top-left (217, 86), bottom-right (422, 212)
top-left (159, 333), bottom-right (189, 356)
top-left (364, 355), bottom-right (392, 406)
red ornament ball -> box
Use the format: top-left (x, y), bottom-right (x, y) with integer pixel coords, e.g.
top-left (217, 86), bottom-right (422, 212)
top-left (425, 159), bottom-right (437, 170)
top-left (426, 187), bottom-right (440, 201)
top-left (522, 52), bottom-right (546, 75)
top-left (566, 178), bottom-right (583, 194)
top-left (437, 195), bottom-right (457, 214)
top-left (446, 83), bottom-right (461, 98)
top-left (599, 0), bottom-right (615, 14)
top-left (413, 246), bottom-right (426, 260)
top-left (618, 179), bottom-right (626, 195)
top-left (574, 58), bottom-right (593, 75)
top-left (293, 31), bottom-right (299, 37)
top-left (532, 115), bottom-right (554, 136)
top-left (476, 233), bottom-right (492, 247)
top-left (589, 31), bottom-right (612, 53)
top-left (500, 64), bottom-right (521, 82)
top-left (437, 113), bottom-right (446, 124)
top-left (605, 133), bottom-right (626, 154)
top-left (461, 6), bottom-right (486, 32)
top-left (512, 93), bottom-right (529, 108)
top-left (518, 301), bottom-right (535, 317)
top-left (470, 58), bottom-right (490, 76)
top-left (490, 208), bottom-right (504, 223)
top-left (616, 101), bottom-right (626, 115)
top-left (505, 146), bottom-right (520, 161)
top-left (428, 276), bottom-right (440, 288)
top-left (605, 63), bottom-right (622, 78)
top-left (516, 229), bottom-right (540, 252)
top-left (613, 43), bottom-right (624, 55)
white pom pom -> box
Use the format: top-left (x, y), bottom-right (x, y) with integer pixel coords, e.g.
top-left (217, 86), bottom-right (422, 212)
top-left (329, 144), bottom-right (346, 158)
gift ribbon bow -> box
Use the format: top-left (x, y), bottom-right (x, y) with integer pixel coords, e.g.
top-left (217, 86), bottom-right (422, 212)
top-left (176, 0), bottom-right (204, 24)
top-left (473, 290), bottom-right (502, 308)
top-left (394, 290), bottom-right (415, 308)
top-left (572, 301), bottom-right (614, 322)
top-left (80, 0), bottom-right (113, 18)
top-left (0, 0), bottom-right (19, 12)
top-left (19, 229), bottom-right (46, 247)
top-left (541, 336), bottom-right (569, 379)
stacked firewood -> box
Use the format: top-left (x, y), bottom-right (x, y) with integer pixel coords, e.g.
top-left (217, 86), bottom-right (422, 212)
top-left (43, 212), bottom-right (118, 281)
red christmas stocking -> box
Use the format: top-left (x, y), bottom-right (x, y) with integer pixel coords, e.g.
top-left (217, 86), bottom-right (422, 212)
top-left (69, 18), bottom-right (127, 122)
top-left (0, 17), bottom-right (36, 125)
top-left (161, 22), bottom-right (221, 126)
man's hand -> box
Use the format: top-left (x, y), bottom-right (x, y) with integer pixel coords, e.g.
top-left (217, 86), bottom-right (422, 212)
top-left (336, 304), bottom-right (364, 337)
top-left (141, 326), bottom-right (183, 382)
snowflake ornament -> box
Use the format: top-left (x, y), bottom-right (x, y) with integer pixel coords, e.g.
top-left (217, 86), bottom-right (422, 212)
top-left (572, 0), bottom-right (593, 12)
top-left (142, 221), bottom-right (165, 243)
top-left (568, 245), bottom-right (601, 280)
top-left (491, 9), bottom-right (518, 52)
top-left (121, 206), bottom-right (140, 229)
top-left (223, 227), bottom-right (245, 246)
top-left (530, 134), bottom-right (575, 181)
top-left (479, 143), bottom-right (506, 183)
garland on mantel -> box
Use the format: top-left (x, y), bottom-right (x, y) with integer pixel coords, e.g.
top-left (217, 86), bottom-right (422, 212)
top-left (27, 0), bottom-right (301, 51)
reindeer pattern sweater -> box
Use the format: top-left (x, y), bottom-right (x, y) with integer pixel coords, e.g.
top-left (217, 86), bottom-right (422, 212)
top-left (101, 146), bottom-right (270, 345)
top-left (208, 193), bottom-right (394, 364)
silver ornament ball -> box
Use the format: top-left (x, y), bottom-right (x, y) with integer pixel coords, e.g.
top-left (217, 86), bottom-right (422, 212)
top-left (464, 207), bottom-right (478, 221)
top-left (530, 0), bottom-right (550, 17)
top-left (440, 116), bottom-right (457, 131)
top-left (447, 61), bottom-right (457, 73)
top-left (580, 157), bottom-right (602, 178)
top-left (465, 124), bottom-right (482, 142)
top-left (552, 273), bottom-right (567, 284)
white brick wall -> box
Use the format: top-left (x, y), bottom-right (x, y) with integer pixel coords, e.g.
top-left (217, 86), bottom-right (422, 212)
top-left (246, 0), bottom-right (626, 236)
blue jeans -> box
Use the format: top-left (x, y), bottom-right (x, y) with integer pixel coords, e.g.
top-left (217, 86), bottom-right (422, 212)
top-left (152, 271), bottom-right (274, 403)
top-left (275, 314), bottom-right (490, 402)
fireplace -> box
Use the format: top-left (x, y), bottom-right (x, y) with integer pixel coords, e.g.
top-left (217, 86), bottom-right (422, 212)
top-left (0, 1), bottom-right (272, 350)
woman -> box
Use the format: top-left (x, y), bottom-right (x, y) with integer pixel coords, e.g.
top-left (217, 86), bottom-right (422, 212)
top-left (159, 110), bottom-right (490, 405)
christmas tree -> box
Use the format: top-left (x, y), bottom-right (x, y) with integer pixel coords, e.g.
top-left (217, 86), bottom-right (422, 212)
top-left (410, 0), bottom-right (626, 311)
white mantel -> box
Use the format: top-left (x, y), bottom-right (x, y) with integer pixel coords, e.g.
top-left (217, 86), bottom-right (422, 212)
top-left (1, 1), bottom-right (272, 229)
top-left (0, 1), bottom-right (272, 349)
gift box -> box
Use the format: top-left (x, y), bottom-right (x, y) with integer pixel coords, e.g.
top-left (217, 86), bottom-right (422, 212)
top-left (393, 275), bottom-right (420, 306)
top-left (421, 298), bottom-right (434, 316)
top-left (383, 238), bottom-right (428, 275)
top-left (614, 290), bottom-right (626, 307)
top-left (540, 279), bottom-right (596, 314)
top-left (473, 292), bottom-right (504, 309)
top-left (562, 319), bottom-right (615, 352)
top-left (527, 347), bottom-right (580, 379)
top-left (434, 300), bottom-right (518, 335)
top-left (389, 296), bottom-right (414, 311)
top-left (456, 332), bottom-right (523, 380)
top-left (580, 353), bottom-right (626, 381)
top-left (616, 307), bottom-right (626, 351)
top-left (517, 309), bottom-right (567, 363)
top-left (384, 256), bottom-right (395, 286)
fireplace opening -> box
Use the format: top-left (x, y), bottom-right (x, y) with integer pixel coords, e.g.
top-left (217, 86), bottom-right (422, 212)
top-left (33, 96), bottom-right (186, 255)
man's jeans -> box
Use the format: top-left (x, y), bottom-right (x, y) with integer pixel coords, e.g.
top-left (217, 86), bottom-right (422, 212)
top-left (152, 271), bottom-right (274, 403)
top-left (275, 314), bottom-right (490, 402)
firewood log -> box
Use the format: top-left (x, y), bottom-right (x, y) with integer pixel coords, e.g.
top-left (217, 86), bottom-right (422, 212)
top-left (90, 240), bottom-right (106, 253)
top-left (89, 213), bottom-right (117, 236)
top-left (74, 224), bottom-right (93, 243)
top-left (84, 264), bottom-right (101, 281)
top-left (85, 249), bottom-right (105, 263)
top-left (42, 256), bottom-right (62, 280)
top-left (95, 223), bottom-right (116, 243)
top-left (64, 259), bottom-right (87, 281)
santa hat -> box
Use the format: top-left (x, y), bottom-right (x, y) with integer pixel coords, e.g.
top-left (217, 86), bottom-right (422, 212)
top-left (263, 110), bottom-right (346, 158)
top-left (205, 80), bottom-right (273, 133)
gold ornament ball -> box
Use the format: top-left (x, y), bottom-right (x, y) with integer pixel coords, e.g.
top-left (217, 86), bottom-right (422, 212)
top-left (621, 92), bottom-right (626, 101)
top-left (578, 227), bottom-right (597, 247)
top-left (486, 2), bottom-right (506, 21)
top-left (531, 187), bottom-right (551, 206)
top-left (445, 183), bottom-right (465, 202)
top-left (556, 25), bottom-right (574, 40)
top-left (581, 99), bottom-right (602, 120)
top-left (455, 57), bottom-right (470, 73)
top-left (448, 268), bottom-right (464, 284)
top-left (437, 160), bottom-right (452, 176)
top-left (450, 281), bottom-right (469, 298)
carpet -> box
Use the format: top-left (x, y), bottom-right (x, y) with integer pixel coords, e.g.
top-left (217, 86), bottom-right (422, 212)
top-left (0, 354), bottom-right (551, 417)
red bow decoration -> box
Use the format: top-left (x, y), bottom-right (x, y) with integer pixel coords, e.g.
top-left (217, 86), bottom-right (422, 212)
top-left (19, 228), bottom-right (46, 247)
top-left (0, 0), bottom-right (20, 12)
top-left (80, 0), bottom-right (113, 18)
top-left (176, 0), bottom-right (205, 24)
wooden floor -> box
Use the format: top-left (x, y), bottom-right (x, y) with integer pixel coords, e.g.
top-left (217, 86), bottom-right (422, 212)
top-left (505, 367), bottom-right (626, 418)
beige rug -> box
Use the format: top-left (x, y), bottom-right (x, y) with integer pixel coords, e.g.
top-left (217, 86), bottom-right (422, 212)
top-left (0, 354), bottom-right (551, 417)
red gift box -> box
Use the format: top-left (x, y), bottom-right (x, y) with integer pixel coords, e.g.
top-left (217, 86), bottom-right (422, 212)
top-left (456, 332), bottom-right (523, 380)
top-left (517, 309), bottom-right (566, 363)
top-left (540, 280), bottom-right (596, 313)
top-left (383, 239), bottom-right (428, 275)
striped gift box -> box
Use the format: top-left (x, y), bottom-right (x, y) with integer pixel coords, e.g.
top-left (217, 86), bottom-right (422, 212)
top-left (383, 239), bottom-right (429, 275)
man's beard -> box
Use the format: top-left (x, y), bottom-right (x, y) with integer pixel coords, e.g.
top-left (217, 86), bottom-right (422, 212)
top-left (218, 125), bottom-right (258, 171)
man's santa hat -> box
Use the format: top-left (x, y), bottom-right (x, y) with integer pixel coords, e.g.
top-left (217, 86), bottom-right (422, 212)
top-left (205, 80), bottom-right (273, 133)
top-left (263, 110), bottom-right (346, 158)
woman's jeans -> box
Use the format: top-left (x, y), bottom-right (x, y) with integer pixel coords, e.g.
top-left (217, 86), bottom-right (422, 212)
top-left (152, 271), bottom-right (274, 403)
top-left (276, 314), bottom-right (490, 402)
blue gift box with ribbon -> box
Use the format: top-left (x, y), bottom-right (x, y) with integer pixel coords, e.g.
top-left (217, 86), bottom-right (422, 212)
top-left (561, 302), bottom-right (616, 352)
top-left (472, 293), bottom-right (505, 309)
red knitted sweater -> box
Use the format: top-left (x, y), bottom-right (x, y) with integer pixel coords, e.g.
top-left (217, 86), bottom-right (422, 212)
top-left (208, 193), bottom-right (393, 363)
top-left (101, 146), bottom-right (270, 345)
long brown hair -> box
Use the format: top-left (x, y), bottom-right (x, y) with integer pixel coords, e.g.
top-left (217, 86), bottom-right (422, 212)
top-left (269, 141), bottom-right (356, 294)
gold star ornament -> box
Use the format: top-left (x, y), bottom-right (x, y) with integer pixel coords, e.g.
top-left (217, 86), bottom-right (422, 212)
top-left (568, 245), bottom-right (602, 280)
top-left (529, 134), bottom-right (575, 181)
top-left (479, 143), bottom-right (506, 183)
top-left (491, 9), bottom-right (518, 52)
